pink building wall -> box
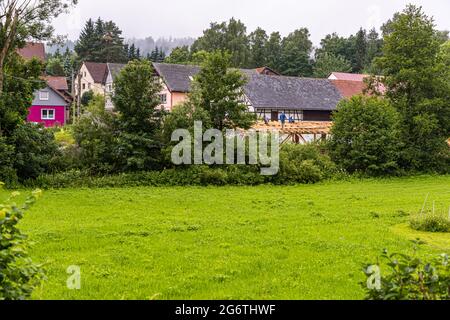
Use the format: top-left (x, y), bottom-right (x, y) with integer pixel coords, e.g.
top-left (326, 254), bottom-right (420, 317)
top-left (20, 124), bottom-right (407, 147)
top-left (27, 105), bottom-right (66, 127)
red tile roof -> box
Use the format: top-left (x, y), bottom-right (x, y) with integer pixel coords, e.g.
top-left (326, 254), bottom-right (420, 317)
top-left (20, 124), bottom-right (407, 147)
top-left (17, 42), bottom-right (46, 61)
top-left (44, 76), bottom-right (69, 91)
top-left (84, 62), bottom-right (108, 84)
top-left (332, 80), bottom-right (367, 98)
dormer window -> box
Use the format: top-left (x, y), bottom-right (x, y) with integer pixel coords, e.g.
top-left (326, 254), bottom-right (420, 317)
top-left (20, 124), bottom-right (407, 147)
top-left (39, 90), bottom-right (49, 101)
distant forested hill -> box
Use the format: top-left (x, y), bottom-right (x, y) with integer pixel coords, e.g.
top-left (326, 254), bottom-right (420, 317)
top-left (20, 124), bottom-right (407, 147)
top-left (46, 37), bottom-right (195, 56)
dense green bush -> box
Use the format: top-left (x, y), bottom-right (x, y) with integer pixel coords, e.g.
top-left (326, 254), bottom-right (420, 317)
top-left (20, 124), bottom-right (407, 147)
top-left (410, 214), bottom-right (450, 233)
top-left (8, 123), bottom-right (62, 182)
top-left (24, 143), bottom-right (340, 188)
top-left (0, 137), bottom-right (17, 187)
top-left (274, 143), bottom-right (337, 184)
top-left (363, 246), bottom-right (450, 300)
top-left (72, 100), bottom-right (117, 173)
top-left (0, 185), bottom-right (45, 300)
top-left (328, 96), bottom-right (402, 176)
top-left (81, 90), bottom-right (94, 107)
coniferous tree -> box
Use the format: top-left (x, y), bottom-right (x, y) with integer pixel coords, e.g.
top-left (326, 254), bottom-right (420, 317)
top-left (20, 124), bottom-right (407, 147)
top-left (128, 44), bottom-right (136, 60)
top-left (75, 18), bottom-right (128, 63)
top-left (136, 48), bottom-right (141, 60)
top-left (74, 19), bottom-right (97, 61)
top-left (352, 28), bottom-right (368, 73)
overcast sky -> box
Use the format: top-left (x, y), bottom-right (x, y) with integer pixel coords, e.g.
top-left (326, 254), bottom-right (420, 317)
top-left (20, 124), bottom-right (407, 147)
top-left (53, 0), bottom-right (450, 44)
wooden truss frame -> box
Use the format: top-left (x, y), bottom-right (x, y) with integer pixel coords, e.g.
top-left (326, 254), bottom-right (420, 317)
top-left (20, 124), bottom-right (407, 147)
top-left (251, 121), bottom-right (333, 145)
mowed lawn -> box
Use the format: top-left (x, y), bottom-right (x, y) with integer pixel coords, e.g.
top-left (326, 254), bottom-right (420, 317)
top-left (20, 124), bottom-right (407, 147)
top-left (3, 175), bottom-right (450, 300)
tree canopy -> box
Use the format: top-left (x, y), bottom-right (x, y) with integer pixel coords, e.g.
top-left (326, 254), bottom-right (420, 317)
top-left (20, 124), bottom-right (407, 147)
top-left (375, 4), bottom-right (450, 172)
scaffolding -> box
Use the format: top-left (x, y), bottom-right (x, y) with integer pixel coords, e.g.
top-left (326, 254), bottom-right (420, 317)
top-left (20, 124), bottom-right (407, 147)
top-left (252, 121), bottom-right (333, 144)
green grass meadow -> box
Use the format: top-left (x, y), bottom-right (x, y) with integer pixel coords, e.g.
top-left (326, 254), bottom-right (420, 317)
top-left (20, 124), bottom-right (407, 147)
top-left (2, 175), bottom-right (450, 300)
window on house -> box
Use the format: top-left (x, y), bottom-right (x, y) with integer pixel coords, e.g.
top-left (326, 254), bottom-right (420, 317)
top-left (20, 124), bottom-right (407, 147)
top-left (160, 94), bottom-right (167, 104)
top-left (39, 91), bottom-right (49, 101)
top-left (88, 83), bottom-right (92, 90)
top-left (82, 84), bottom-right (86, 90)
top-left (41, 109), bottom-right (55, 120)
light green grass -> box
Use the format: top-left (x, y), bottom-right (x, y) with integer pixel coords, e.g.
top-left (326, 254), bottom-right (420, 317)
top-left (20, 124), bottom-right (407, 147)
top-left (2, 175), bottom-right (449, 300)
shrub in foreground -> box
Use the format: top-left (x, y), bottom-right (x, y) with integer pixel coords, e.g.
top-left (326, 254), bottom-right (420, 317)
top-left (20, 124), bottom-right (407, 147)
top-left (410, 214), bottom-right (450, 233)
top-left (363, 245), bottom-right (450, 300)
top-left (0, 184), bottom-right (45, 300)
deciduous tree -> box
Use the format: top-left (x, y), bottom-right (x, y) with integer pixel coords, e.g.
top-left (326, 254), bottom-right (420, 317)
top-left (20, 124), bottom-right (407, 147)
top-left (375, 5), bottom-right (450, 172)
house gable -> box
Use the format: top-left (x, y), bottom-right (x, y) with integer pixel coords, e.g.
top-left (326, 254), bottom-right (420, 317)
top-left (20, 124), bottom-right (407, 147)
top-left (32, 86), bottom-right (68, 107)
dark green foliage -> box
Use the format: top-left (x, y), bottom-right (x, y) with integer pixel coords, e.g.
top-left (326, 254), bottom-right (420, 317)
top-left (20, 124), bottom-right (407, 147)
top-left (165, 46), bottom-right (191, 64)
top-left (315, 29), bottom-right (383, 74)
top-left (0, 137), bottom-right (17, 187)
top-left (112, 60), bottom-right (164, 133)
top-left (8, 123), bottom-right (62, 181)
top-left (80, 90), bottom-right (94, 106)
top-left (266, 32), bottom-right (283, 71)
top-left (313, 53), bottom-right (352, 78)
top-left (192, 18), bottom-right (250, 68)
top-left (189, 51), bottom-right (255, 130)
top-left (328, 96), bottom-right (401, 176)
top-left (46, 57), bottom-right (65, 76)
top-left (74, 60), bottom-right (166, 173)
top-left (375, 5), bottom-right (450, 172)
top-left (0, 55), bottom-right (44, 136)
top-left (0, 188), bottom-right (45, 300)
top-left (147, 46), bottom-right (166, 62)
top-left (248, 27), bottom-right (268, 68)
top-left (75, 18), bottom-right (128, 63)
top-left (127, 43), bottom-right (141, 60)
top-left (73, 98), bottom-right (117, 173)
top-left (275, 144), bottom-right (337, 184)
top-left (363, 246), bottom-right (450, 300)
top-left (29, 143), bottom-right (336, 188)
top-left (279, 29), bottom-right (313, 76)
top-left (352, 28), bottom-right (367, 73)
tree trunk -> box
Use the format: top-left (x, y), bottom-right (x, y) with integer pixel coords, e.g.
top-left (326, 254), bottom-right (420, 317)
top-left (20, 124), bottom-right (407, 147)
top-left (0, 8), bottom-right (19, 96)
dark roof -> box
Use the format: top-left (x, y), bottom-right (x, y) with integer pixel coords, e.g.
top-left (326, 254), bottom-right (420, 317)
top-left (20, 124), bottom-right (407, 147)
top-left (152, 63), bottom-right (344, 111)
top-left (18, 42), bottom-right (46, 61)
top-left (84, 62), bottom-right (108, 84)
top-left (44, 76), bottom-right (69, 91)
top-left (106, 63), bottom-right (126, 82)
top-left (244, 75), bottom-right (343, 111)
top-left (153, 63), bottom-right (201, 92)
top-left (152, 62), bottom-right (260, 93)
